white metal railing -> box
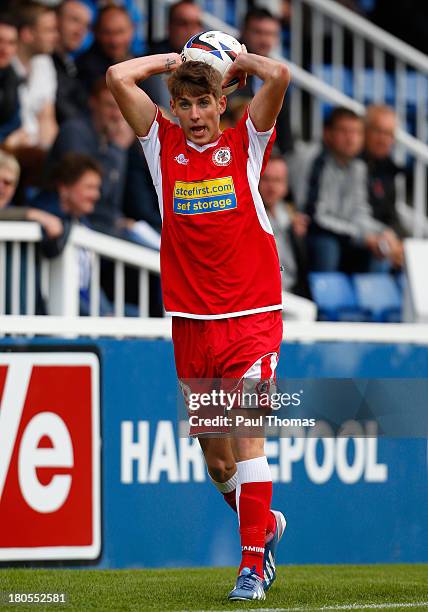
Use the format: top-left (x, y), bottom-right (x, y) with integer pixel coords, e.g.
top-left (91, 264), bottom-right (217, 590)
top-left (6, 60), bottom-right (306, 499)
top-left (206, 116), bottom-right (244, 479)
top-left (0, 222), bottom-right (42, 317)
top-left (290, 0), bottom-right (428, 231)
top-left (0, 222), bottom-right (160, 318)
top-left (285, 60), bottom-right (428, 238)
top-left (291, 0), bottom-right (428, 135)
top-left (1, 315), bottom-right (428, 343)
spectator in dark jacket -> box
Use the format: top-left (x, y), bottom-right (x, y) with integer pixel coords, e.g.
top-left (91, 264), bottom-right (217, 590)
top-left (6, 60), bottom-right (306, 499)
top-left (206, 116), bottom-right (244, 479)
top-left (362, 104), bottom-right (407, 268)
top-left (0, 149), bottom-right (63, 314)
top-left (0, 15), bottom-right (21, 142)
top-left (52, 0), bottom-right (91, 123)
top-left (32, 152), bottom-right (114, 315)
top-left (0, 149), bottom-right (62, 238)
top-left (232, 7), bottom-right (293, 154)
top-left (76, 5), bottom-right (134, 93)
top-left (49, 77), bottom-right (134, 234)
top-left (49, 77), bottom-right (160, 249)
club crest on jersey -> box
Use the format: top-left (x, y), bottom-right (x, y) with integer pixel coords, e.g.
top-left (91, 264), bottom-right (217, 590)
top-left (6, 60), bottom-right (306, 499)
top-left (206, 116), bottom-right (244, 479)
top-left (175, 153), bottom-right (189, 165)
top-left (212, 147), bottom-right (232, 166)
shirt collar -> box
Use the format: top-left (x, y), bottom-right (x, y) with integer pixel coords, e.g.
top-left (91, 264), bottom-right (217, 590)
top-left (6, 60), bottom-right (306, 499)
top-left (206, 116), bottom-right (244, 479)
top-left (186, 136), bottom-right (221, 152)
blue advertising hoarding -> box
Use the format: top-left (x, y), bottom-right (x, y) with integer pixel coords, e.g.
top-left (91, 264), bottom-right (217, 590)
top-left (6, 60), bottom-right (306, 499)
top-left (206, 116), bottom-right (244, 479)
top-left (0, 336), bottom-right (427, 567)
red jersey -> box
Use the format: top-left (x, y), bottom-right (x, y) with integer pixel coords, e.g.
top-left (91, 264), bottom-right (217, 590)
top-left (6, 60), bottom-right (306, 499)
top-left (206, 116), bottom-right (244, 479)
top-left (138, 107), bottom-right (282, 319)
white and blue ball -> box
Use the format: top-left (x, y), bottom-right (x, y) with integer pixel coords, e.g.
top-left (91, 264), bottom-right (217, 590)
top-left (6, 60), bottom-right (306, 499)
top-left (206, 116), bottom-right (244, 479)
top-left (181, 30), bottom-right (242, 95)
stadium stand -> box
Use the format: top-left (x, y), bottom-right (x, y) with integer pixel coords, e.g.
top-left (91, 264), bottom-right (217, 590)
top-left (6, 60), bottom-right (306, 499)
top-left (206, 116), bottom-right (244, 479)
top-left (0, 0), bottom-right (427, 323)
top-left (352, 272), bottom-right (402, 321)
top-left (308, 271), bottom-right (368, 321)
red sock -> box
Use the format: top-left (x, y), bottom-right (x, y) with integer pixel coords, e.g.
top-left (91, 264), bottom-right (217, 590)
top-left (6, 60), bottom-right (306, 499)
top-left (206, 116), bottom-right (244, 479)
top-left (237, 481), bottom-right (272, 577)
top-left (223, 490), bottom-right (237, 512)
top-left (222, 490), bottom-right (276, 537)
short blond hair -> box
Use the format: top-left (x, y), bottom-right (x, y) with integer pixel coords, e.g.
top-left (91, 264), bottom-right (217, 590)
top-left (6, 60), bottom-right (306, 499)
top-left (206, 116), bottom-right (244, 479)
top-left (0, 150), bottom-right (20, 183)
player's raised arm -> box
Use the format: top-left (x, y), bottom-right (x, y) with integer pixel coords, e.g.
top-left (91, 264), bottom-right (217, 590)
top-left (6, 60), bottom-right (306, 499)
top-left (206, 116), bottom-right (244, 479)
top-left (225, 52), bottom-right (290, 132)
top-left (106, 53), bottom-right (182, 137)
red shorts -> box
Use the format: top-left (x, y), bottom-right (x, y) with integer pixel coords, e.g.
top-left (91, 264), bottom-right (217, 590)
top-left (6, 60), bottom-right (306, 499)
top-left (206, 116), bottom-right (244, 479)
top-left (172, 310), bottom-right (283, 436)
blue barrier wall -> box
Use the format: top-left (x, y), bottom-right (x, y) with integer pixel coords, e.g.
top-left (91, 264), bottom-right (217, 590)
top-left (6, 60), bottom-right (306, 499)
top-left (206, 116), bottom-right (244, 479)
top-left (1, 337), bottom-right (427, 568)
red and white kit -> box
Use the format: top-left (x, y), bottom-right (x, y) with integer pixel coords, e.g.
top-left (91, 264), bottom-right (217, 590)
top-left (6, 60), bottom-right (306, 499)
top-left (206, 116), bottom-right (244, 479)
top-left (139, 107), bottom-right (283, 389)
top-left (139, 107), bottom-right (282, 319)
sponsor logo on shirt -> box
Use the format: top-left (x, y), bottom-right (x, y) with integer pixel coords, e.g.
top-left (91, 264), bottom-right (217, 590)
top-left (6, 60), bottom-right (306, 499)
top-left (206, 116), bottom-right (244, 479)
top-left (174, 153), bottom-right (189, 165)
top-left (173, 176), bottom-right (237, 215)
top-left (212, 147), bottom-right (232, 166)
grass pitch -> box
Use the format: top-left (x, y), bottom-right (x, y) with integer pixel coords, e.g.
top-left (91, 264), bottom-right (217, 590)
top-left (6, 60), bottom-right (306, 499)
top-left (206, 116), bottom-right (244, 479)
top-left (1, 565), bottom-right (427, 612)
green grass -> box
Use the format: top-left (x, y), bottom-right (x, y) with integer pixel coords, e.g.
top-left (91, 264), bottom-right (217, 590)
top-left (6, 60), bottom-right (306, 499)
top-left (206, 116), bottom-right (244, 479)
top-left (0, 565), bottom-right (427, 612)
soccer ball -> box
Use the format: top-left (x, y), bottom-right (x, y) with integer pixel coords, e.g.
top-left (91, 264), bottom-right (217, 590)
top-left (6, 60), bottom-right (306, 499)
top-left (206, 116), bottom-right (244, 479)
top-left (181, 30), bottom-right (242, 96)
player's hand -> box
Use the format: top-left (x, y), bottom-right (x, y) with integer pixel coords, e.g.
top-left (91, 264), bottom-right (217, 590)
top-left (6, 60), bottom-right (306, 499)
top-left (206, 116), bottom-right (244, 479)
top-left (222, 44), bottom-right (248, 90)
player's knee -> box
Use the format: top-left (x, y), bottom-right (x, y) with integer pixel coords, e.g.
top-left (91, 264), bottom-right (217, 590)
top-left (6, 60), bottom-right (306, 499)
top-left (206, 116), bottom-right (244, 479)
top-left (206, 458), bottom-right (236, 483)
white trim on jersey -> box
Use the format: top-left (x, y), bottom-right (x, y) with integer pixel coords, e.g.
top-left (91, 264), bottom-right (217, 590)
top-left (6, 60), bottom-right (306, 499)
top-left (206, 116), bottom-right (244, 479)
top-left (186, 138), bottom-right (220, 152)
top-left (165, 303), bottom-right (283, 319)
top-left (138, 117), bottom-right (164, 220)
top-left (245, 115), bottom-right (275, 236)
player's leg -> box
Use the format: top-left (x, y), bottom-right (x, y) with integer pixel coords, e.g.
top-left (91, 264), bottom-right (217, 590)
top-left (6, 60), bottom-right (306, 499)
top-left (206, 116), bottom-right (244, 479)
top-left (227, 435), bottom-right (269, 601)
top-left (231, 436), bottom-right (270, 578)
top-left (198, 436), bottom-right (237, 509)
top-left (199, 435), bottom-right (278, 536)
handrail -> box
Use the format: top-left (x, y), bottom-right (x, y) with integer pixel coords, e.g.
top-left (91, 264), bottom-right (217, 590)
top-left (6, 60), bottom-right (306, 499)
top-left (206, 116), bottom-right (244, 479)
top-left (301, 0), bottom-right (428, 74)
top-left (0, 222), bottom-right (41, 241)
top-left (0, 222), bottom-right (160, 318)
top-left (286, 60), bottom-right (428, 165)
top-left (1, 315), bottom-right (428, 343)
top-left (71, 225), bottom-right (160, 273)
top-left (202, 13), bottom-right (428, 165)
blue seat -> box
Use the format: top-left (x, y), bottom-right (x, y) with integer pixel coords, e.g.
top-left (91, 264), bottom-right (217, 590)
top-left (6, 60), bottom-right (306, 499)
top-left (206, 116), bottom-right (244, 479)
top-left (352, 273), bottom-right (402, 322)
top-left (309, 272), bottom-right (368, 321)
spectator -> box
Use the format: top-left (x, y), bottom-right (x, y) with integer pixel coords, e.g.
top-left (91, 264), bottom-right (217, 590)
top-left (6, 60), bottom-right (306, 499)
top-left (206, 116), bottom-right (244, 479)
top-left (0, 149), bottom-right (62, 238)
top-left (362, 105), bottom-right (406, 268)
top-left (259, 152), bottom-right (316, 320)
top-left (122, 140), bottom-right (161, 233)
top-left (32, 151), bottom-right (115, 315)
top-left (295, 107), bottom-right (391, 273)
top-left (144, 0), bottom-right (203, 110)
top-left (82, 0), bottom-right (145, 56)
top-left (0, 15), bottom-right (20, 142)
top-left (233, 7), bottom-right (293, 153)
top-left (76, 5), bottom-right (134, 93)
top-left (53, 0), bottom-right (91, 123)
top-left (259, 152), bottom-right (309, 295)
top-left (11, 2), bottom-right (58, 149)
top-left (49, 77), bottom-right (160, 248)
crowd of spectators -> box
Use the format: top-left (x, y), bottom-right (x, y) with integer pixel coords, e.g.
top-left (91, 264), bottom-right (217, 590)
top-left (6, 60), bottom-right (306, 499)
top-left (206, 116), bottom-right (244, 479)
top-left (0, 0), bottom-right (415, 318)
